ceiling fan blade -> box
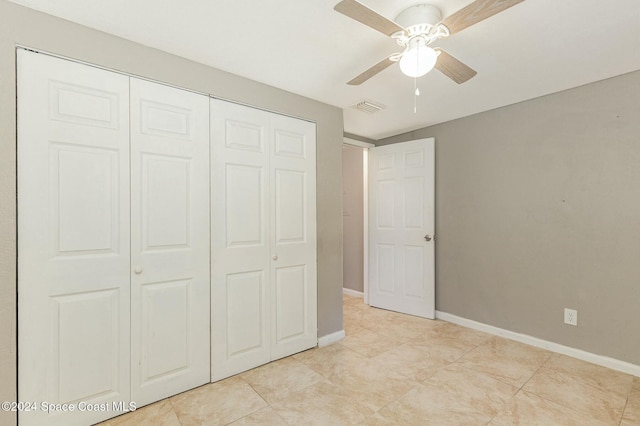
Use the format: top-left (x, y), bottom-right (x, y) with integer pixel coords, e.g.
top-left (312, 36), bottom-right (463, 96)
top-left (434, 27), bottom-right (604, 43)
top-left (440, 0), bottom-right (525, 35)
top-left (347, 57), bottom-right (395, 85)
top-left (334, 0), bottom-right (405, 37)
top-left (434, 48), bottom-right (477, 84)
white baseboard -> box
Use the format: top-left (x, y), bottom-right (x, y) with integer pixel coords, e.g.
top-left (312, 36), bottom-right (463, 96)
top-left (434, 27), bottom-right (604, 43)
top-left (318, 330), bottom-right (346, 347)
top-left (342, 288), bottom-right (364, 298)
top-left (436, 310), bottom-right (640, 378)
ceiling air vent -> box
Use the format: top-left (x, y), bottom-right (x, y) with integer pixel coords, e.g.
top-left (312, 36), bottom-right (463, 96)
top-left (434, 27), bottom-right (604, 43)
top-left (352, 99), bottom-right (385, 114)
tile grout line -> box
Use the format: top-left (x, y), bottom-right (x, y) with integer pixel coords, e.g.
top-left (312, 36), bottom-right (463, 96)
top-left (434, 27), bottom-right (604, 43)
top-left (522, 355), bottom-right (631, 424)
top-left (618, 394), bottom-right (630, 426)
top-left (166, 396), bottom-right (184, 426)
top-left (234, 376), bottom-right (282, 426)
top-left (517, 352), bottom-right (553, 392)
top-left (483, 353), bottom-right (555, 425)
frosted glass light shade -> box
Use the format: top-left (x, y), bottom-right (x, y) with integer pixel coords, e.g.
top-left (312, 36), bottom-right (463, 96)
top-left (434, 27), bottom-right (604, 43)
top-left (399, 41), bottom-right (437, 78)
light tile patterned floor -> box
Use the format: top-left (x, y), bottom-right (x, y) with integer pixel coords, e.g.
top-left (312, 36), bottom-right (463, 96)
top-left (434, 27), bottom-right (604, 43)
top-left (101, 294), bottom-right (640, 425)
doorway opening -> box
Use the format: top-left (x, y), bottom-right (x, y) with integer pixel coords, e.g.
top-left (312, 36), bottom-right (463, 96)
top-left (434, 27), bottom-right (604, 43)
top-left (342, 138), bottom-right (373, 303)
top-left (342, 137), bottom-right (436, 318)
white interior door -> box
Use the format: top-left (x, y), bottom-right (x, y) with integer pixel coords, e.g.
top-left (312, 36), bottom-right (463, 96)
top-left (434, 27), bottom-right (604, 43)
top-left (269, 113), bottom-right (317, 360)
top-left (18, 50), bottom-right (131, 426)
top-left (368, 138), bottom-right (435, 318)
top-left (130, 78), bottom-right (210, 405)
top-left (210, 99), bottom-right (271, 381)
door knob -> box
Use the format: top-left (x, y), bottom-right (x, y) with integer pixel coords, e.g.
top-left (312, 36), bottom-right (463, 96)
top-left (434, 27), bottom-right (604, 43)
top-left (272, 255), bottom-right (278, 261)
top-left (134, 266), bottom-right (143, 274)
top-left (424, 234), bottom-right (433, 242)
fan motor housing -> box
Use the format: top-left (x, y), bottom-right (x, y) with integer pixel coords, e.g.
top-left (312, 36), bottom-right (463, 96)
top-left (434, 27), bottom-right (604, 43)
top-left (395, 4), bottom-right (442, 34)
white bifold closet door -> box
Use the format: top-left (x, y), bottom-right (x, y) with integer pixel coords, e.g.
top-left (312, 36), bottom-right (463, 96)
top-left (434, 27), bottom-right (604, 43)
top-left (210, 99), bottom-right (317, 381)
top-left (129, 78), bottom-right (210, 406)
top-left (17, 50), bottom-right (210, 426)
top-left (18, 50), bottom-right (132, 426)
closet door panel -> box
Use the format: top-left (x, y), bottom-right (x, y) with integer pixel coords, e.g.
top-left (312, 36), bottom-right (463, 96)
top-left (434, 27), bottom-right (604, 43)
top-left (130, 78), bottom-right (210, 405)
top-left (17, 50), bottom-right (131, 426)
top-left (269, 114), bottom-right (317, 360)
top-left (211, 99), bottom-right (271, 381)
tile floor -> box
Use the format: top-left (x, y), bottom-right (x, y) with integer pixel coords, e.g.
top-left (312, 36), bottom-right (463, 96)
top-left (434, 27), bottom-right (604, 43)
top-left (101, 294), bottom-right (640, 425)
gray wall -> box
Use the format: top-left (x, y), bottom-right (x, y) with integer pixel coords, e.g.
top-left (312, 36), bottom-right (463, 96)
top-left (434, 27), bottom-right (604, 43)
top-left (342, 145), bottom-right (364, 292)
top-left (378, 70), bottom-right (640, 365)
top-left (0, 2), bottom-right (344, 424)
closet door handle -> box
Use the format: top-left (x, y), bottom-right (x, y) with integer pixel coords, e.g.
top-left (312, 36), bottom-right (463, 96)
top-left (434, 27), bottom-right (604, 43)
top-left (272, 255), bottom-right (278, 261)
top-left (134, 266), bottom-right (143, 274)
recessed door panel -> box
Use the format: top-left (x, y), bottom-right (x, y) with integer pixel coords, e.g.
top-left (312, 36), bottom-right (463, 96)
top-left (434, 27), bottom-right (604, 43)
top-left (141, 279), bottom-right (190, 382)
top-left (227, 271), bottom-right (265, 356)
top-left (141, 100), bottom-right (191, 138)
top-left (377, 180), bottom-right (395, 229)
top-left (49, 80), bottom-right (120, 128)
top-left (274, 129), bottom-right (305, 159)
top-left (54, 290), bottom-right (121, 404)
top-left (142, 154), bottom-right (190, 250)
top-left (377, 245), bottom-right (395, 294)
top-left (275, 169), bottom-right (305, 244)
top-left (226, 119), bottom-right (264, 152)
top-left (404, 176), bottom-right (424, 229)
top-left (404, 246), bottom-right (425, 298)
top-left (130, 78), bottom-right (210, 406)
top-left (18, 50), bottom-right (131, 426)
top-left (52, 144), bottom-right (119, 256)
top-left (405, 150), bottom-right (424, 168)
top-left (274, 265), bottom-right (306, 342)
top-left (226, 164), bottom-right (264, 247)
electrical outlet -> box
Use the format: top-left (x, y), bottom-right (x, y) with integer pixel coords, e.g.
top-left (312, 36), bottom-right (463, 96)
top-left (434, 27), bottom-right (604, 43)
top-left (564, 308), bottom-right (578, 326)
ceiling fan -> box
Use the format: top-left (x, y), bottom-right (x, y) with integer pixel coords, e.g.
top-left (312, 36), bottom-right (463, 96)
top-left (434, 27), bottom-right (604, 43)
top-left (334, 0), bottom-right (525, 85)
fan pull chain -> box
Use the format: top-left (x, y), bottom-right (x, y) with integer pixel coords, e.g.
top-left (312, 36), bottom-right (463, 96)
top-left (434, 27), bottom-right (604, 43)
top-left (413, 76), bottom-right (420, 114)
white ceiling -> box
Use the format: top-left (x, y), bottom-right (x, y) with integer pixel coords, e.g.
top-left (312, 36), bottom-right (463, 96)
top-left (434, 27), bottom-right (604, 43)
top-left (9, 0), bottom-right (640, 140)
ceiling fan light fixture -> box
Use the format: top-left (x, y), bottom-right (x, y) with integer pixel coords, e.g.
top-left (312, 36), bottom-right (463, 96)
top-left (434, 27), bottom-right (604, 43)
top-left (399, 39), bottom-right (438, 78)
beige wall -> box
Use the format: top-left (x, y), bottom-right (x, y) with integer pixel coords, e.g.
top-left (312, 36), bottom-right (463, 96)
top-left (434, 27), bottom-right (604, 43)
top-left (378, 70), bottom-right (640, 365)
top-left (342, 145), bottom-right (364, 292)
top-left (0, 2), bottom-right (344, 423)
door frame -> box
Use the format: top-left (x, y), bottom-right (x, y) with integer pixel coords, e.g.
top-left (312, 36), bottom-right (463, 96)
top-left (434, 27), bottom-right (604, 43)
top-left (343, 137), bottom-right (374, 304)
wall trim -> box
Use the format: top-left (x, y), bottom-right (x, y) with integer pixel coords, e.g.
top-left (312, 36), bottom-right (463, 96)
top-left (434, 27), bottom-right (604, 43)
top-left (343, 137), bottom-right (374, 148)
top-left (436, 310), bottom-right (640, 377)
top-left (318, 330), bottom-right (346, 347)
top-left (342, 288), bottom-right (364, 298)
